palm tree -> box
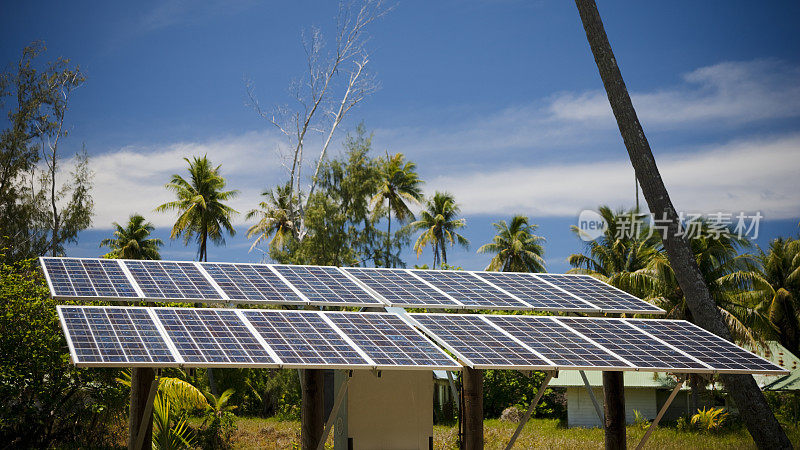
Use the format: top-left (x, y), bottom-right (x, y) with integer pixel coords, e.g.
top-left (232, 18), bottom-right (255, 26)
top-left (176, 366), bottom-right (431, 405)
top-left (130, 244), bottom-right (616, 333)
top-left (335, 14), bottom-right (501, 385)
top-left (246, 182), bottom-right (298, 253)
top-left (100, 214), bottom-right (163, 260)
top-left (410, 191), bottom-right (469, 269)
top-left (574, 1), bottom-right (788, 445)
top-left (755, 238), bottom-right (800, 358)
top-left (568, 206), bottom-right (661, 298)
top-left (478, 215), bottom-right (546, 272)
top-left (371, 153), bottom-right (423, 267)
top-left (155, 156), bottom-right (238, 262)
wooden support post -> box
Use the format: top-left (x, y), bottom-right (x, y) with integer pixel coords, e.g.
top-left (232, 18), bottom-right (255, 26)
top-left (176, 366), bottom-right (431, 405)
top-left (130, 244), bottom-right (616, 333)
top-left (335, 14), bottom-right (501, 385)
top-left (128, 367), bottom-right (155, 450)
top-left (462, 367), bottom-right (483, 450)
top-left (603, 371), bottom-right (626, 450)
top-left (302, 369), bottom-right (325, 450)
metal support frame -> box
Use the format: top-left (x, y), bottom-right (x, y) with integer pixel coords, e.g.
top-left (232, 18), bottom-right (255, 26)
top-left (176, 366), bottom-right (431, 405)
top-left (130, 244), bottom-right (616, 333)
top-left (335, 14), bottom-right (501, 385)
top-left (133, 371), bottom-right (160, 450)
top-left (579, 370), bottom-right (604, 426)
top-left (317, 371), bottom-right (352, 450)
top-left (504, 371), bottom-right (556, 450)
top-left (635, 375), bottom-right (685, 450)
top-left (446, 371), bottom-right (460, 412)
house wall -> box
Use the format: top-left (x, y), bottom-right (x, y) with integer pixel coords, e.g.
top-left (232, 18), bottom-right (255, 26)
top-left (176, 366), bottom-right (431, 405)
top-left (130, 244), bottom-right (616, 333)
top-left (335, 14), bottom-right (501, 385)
top-left (344, 370), bottom-right (433, 450)
top-left (566, 387), bottom-right (657, 428)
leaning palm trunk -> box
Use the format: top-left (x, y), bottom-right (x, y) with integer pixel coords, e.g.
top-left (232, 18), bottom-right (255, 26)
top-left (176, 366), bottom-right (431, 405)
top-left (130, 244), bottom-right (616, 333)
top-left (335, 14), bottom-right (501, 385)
top-left (573, 1), bottom-right (790, 447)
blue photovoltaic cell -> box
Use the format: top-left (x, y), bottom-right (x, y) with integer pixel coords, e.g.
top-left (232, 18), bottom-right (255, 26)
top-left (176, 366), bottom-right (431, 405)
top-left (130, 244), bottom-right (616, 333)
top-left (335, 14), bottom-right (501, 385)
top-left (474, 272), bottom-right (596, 311)
top-left (411, 313), bottom-right (550, 368)
top-left (42, 257), bottom-right (138, 298)
top-left (327, 313), bottom-right (459, 368)
top-left (628, 319), bottom-right (784, 373)
top-left (342, 267), bottom-right (459, 307)
top-left (410, 270), bottom-right (528, 309)
top-left (485, 315), bottom-right (628, 368)
top-left (535, 274), bottom-right (663, 313)
top-left (272, 265), bottom-right (382, 305)
top-left (59, 306), bottom-right (174, 364)
top-left (154, 309), bottom-right (274, 364)
top-left (204, 263), bottom-right (304, 303)
top-left (557, 318), bottom-right (706, 371)
top-left (242, 310), bottom-right (368, 366)
top-left (125, 260), bottom-right (220, 300)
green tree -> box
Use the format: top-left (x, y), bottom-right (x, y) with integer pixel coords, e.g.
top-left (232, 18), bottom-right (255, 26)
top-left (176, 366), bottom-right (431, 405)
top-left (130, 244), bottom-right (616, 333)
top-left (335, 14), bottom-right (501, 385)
top-left (0, 257), bottom-right (126, 447)
top-left (156, 156), bottom-right (238, 262)
top-left (478, 215), bottom-right (546, 272)
top-left (410, 192), bottom-right (469, 269)
top-left (0, 41), bottom-right (93, 261)
top-left (755, 238), bottom-right (800, 358)
top-left (371, 152), bottom-right (423, 267)
top-left (245, 182), bottom-right (297, 253)
top-left (568, 206), bottom-right (660, 297)
top-left (100, 214), bottom-right (163, 260)
top-left (272, 126), bottom-right (383, 267)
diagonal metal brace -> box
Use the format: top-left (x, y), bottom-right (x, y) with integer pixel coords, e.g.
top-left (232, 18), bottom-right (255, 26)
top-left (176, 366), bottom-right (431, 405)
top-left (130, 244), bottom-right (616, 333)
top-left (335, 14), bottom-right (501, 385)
top-left (635, 375), bottom-right (685, 450)
top-left (317, 371), bottom-right (352, 450)
top-left (579, 370), bottom-right (605, 427)
top-left (505, 371), bottom-right (556, 450)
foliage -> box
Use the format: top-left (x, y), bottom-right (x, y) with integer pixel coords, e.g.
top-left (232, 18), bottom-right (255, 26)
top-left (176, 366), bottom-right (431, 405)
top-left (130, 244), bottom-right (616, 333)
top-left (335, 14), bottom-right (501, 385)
top-left (482, 370), bottom-right (564, 419)
top-left (200, 388), bottom-right (238, 450)
top-left (246, 182), bottom-right (298, 253)
top-left (764, 391), bottom-right (800, 429)
top-left (633, 409), bottom-right (651, 430)
top-left (0, 256), bottom-right (127, 447)
top-left (478, 215), bottom-right (546, 272)
top-left (690, 407), bottom-right (729, 432)
top-left (410, 191), bottom-right (469, 269)
top-left (0, 41), bottom-right (93, 262)
top-left (152, 393), bottom-right (197, 450)
top-left (100, 213), bottom-right (163, 260)
top-left (155, 155), bottom-right (238, 262)
top-left (267, 125), bottom-right (384, 267)
top-left (755, 237), bottom-right (800, 358)
top-left (371, 152), bottom-right (424, 267)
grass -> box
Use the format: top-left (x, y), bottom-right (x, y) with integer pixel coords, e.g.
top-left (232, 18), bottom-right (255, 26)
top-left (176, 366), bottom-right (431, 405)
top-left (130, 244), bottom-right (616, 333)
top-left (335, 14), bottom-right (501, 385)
top-left (186, 416), bottom-right (800, 449)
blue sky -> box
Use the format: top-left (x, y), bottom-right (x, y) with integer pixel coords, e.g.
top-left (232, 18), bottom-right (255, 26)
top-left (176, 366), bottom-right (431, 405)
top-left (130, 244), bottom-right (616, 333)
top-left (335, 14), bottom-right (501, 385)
top-left (2, 0), bottom-right (799, 272)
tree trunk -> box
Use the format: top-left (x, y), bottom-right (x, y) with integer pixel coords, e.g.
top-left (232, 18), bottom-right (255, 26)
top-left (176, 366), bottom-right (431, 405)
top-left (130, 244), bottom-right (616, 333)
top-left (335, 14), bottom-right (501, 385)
top-left (441, 237), bottom-right (448, 267)
top-left (301, 369), bottom-right (324, 450)
top-left (128, 367), bottom-right (154, 450)
top-left (573, 1), bottom-right (791, 448)
top-left (603, 371), bottom-right (625, 450)
top-left (462, 367), bottom-right (483, 450)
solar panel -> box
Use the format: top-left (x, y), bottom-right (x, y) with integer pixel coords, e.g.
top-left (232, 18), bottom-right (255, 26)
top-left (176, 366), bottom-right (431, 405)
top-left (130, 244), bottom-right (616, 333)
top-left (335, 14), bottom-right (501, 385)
top-left (410, 270), bottom-right (529, 309)
top-left (241, 310), bottom-right (369, 367)
top-left (556, 317), bottom-right (706, 372)
top-left (153, 308), bottom-right (275, 365)
top-left (58, 306), bottom-right (176, 366)
top-left (204, 263), bottom-right (306, 305)
top-left (627, 319), bottom-right (785, 374)
top-left (271, 265), bottom-right (383, 306)
top-left (326, 312), bottom-right (460, 369)
top-left (535, 274), bottom-right (664, 314)
top-left (485, 315), bottom-right (630, 369)
top-left (125, 260), bottom-right (222, 301)
top-left (474, 272), bottom-right (599, 312)
top-left (342, 267), bottom-right (461, 308)
top-left (41, 257), bottom-right (138, 299)
top-left (411, 313), bottom-right (552, 369)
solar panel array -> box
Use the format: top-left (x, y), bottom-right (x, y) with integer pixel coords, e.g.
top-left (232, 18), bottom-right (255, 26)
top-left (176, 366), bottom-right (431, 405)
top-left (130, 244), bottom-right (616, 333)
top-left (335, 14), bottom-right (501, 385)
top-left (40, 257), bottom-right (665, 314)
top-left (409, 313), bottom-right (787, 375)
top-left (57, 306), bottom-right (461, 370)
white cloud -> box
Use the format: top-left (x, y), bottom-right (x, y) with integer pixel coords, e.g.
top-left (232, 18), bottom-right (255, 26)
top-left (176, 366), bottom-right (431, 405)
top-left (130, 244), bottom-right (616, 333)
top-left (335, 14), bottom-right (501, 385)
top-left (427, 133), bottom-right (800, 220)
top-left (86, 130), bottom-right (286, 229)
top-left (549, 59), bottom-right (800, 127)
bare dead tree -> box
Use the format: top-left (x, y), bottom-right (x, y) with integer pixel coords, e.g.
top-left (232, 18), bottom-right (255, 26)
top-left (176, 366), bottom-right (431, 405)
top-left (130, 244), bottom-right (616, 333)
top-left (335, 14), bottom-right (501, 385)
top-left (247, 0), bottom-right (389, 240)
